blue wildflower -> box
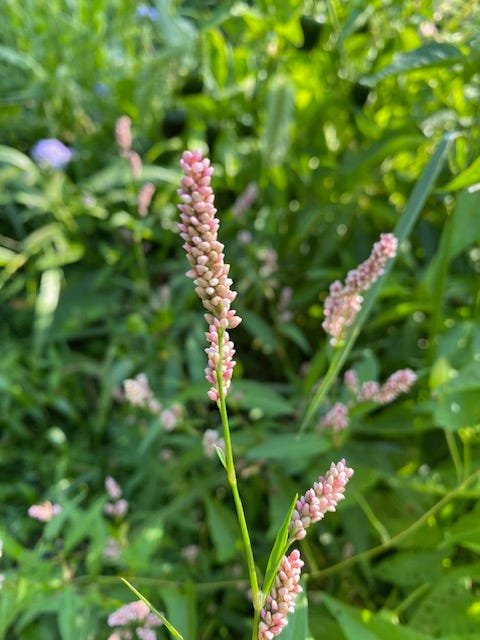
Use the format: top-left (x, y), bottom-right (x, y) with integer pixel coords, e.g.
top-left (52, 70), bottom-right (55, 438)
top-left (31, 139), bottom-right (73, 169)
top-left (136, 4), bottom-right (159, 20)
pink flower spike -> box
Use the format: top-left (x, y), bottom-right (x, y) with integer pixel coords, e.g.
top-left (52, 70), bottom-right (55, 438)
top-left (178, 150), bottom-right (242, 402)
top-left (258, 550), bottom-right (304, 640)
top-left (374, 368), bottom-right (417, 404)
top-left (105, 476), bottom-right (122, 500)
top-left (322, 233), bottom-right (398, 346)
top-left (289, 459), bottom-right (354, 541)
top-left (320, 402), bottom-right (349, 432)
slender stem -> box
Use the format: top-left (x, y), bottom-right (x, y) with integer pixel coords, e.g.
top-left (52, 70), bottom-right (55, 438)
top-left (444, 429), bottom-right (463, 482)
top-left (216, 329), bottom-right (259, 609)
top-left (252, 609), bottom-right (260, 640)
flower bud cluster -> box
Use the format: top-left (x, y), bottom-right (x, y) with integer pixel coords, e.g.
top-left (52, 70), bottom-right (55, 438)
top-left (107, 600), bottom-right (162, 640)
top-left (322, 233), bottom-right (398, 345)
top-left (289, 459), bottom-right (354, 541)
top-left (258, 550), bottom-right (304, 640)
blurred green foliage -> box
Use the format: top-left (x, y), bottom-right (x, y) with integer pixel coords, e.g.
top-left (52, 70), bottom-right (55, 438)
top-left (1, 0), bottom-right (480, 638)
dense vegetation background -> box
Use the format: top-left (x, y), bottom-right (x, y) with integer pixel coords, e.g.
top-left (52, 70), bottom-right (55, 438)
top-left (1, 0), bottom-right (480, 638)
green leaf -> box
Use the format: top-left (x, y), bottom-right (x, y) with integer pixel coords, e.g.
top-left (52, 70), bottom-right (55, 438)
top-left (262, 76), bottom-right (295, 166)
top-left (424, 190), bottom-right (480, 296)
top-left (233, 380), bottom-right (294, 418)
top-left (322, 593), bottom-right (432, 640)
top-left (261, 493), bottom-right (298, 601)
top-left (0, 144), bottom-right (39, 176)
top-left (202, 28), bottom-right (229, 92)
top-left (33, 267), bottom-right (62, 356)
top-left (57, 585), bottom-right (78, 640)
top-left (247, 433), bottom-right (329, 462)
top-left (441, 155), bottom-right (480, 191)
top-left (361, 43), bottom-right (463, 86)
top-left (410, 568), bottom-right (480, 636)
top-left (204, 497), bottom-right (240, 562)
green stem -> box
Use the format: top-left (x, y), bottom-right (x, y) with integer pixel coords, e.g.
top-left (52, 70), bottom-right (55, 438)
top-left (444, 429), bottom-right (463, 482)
top-left (216, 329), bottom-right (260, 613)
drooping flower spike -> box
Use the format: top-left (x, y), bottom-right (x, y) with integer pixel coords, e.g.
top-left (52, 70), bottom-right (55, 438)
top-left (322, 233), bottom-right (397, 346)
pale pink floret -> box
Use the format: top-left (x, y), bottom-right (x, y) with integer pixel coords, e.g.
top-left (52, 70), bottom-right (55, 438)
top-left (320, 402), bottom-right (349, 432)
top-left (258, 550), bottom-right (304, 640)
top-left (289, 459), bottom-right (354, 541)
top-left (323, 233), bottom-right (398, 346)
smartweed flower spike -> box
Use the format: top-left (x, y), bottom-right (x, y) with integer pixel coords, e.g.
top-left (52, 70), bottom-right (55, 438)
top-left (258, 550), bottom-right (304, 640)
top-left (289, 459), bottom-right (354, 541)
top-left (323, 233), bottom-right (397, 346)
top-left (178, 150), bottom-right (241, 401)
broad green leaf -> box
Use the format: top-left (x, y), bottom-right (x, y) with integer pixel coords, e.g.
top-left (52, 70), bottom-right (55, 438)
top-left (33, 267), bottom-right (62, 355)
top-left (441, 155), bottom-right (480, 191)
top-left (424, 190), bottom-right (480, 296)
top-left (361, 43), bottom-right (463, 86)
top-left (0, 144), bottom-right (39, 176)
top-left (433, 362), bottom-right (480, 430)
top-left (204, 497), bottom-right (240, 562)
top-left (246, 433), bottom-right (329, 462)
top-left (444, 502), bottom-right (480, 553)
top-left (435, 388), bottom-right (480, 431)
top-left (57, 585), bottom-right (77, 640)
top-left (410, 568), bottom-right (480, 636)
top-left (322, 593), bottom-right (432, 640)
top-left (232, 380), bottom-right (293, 418)
top-left (160, 582), bottom-right (197, 640)
top-left (202, 28), bottom-right (229, 92)
top-left (239, 309), bottom-right (281, 352)
top-left (262, 76), bottom-right (295, 167)
top-left (278, 323), bottom-right (311, 354)
top-left (372, 549), bottom-right (451, 588)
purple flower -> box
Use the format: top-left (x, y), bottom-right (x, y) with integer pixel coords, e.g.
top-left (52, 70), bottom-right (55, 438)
top-left (31, 138), bottom-right (73, 169)
top-left (136, 5), bottom-right (159, 20)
